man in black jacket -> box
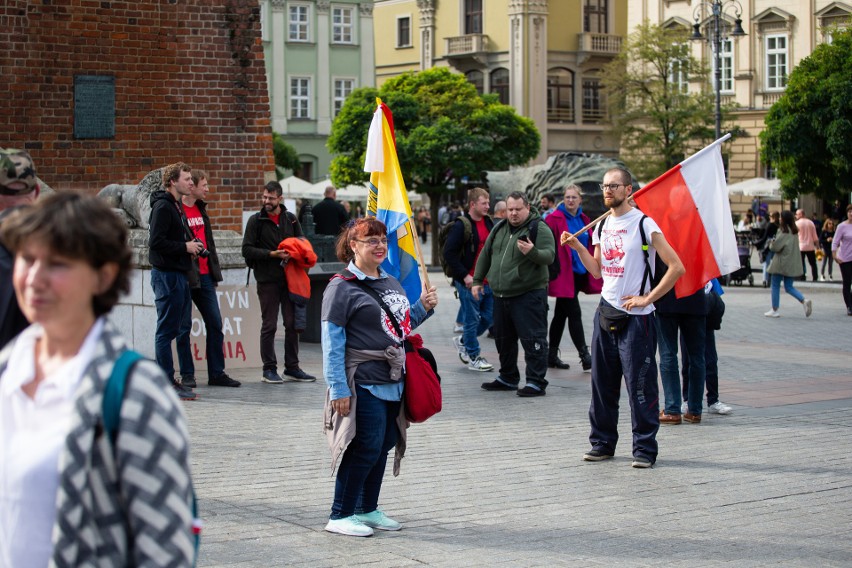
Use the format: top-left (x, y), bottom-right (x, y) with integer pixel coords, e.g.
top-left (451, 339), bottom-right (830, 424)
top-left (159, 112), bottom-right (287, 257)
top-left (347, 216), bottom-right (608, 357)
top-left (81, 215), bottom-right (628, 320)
top-left (443, 187), bottom-right (495, 372)
top-left (175, 169), bottom-right (241, 388)
top-left (310, 185), bottom-right (349, 235)
top-left (0, 148), bottom-right (39, 348)
top-left (148, 162), bottom-right (201, 401)
top-left (242, 181), bottom-right (315, 384)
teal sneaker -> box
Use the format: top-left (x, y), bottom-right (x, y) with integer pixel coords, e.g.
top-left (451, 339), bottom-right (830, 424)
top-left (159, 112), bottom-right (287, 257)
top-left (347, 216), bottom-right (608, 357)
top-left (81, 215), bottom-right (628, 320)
top-left (353, 509), bottom-right (402, 531)
top-left (324, 516), bottom-right (374, 537)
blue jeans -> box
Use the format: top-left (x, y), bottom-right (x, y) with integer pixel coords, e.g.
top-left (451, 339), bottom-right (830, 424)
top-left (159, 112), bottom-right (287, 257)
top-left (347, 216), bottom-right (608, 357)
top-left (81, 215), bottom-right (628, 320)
top-left (589, 303), bottom-right (659, 462)
top-left (770, 274), bottom-right (804, 309)
top-left (454, 282), bottom-right (493, 359)
top-left (656, 314), bottom-right (706, 415)
top-left (681, 326), bottom-right (719, 406)
top-left (330, 386), bottom-right (400, 519)
top-left (151, 269), bottom-right (192, 381)
top-left (176, 274), bottom-right (226, 378)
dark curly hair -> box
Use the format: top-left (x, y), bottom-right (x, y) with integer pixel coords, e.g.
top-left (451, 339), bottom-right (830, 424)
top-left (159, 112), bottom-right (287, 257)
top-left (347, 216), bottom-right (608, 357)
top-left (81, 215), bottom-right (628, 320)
top-left (0, 191), bottom-right (133, 316)
top-left (335, 217), bottom-right (387, 263)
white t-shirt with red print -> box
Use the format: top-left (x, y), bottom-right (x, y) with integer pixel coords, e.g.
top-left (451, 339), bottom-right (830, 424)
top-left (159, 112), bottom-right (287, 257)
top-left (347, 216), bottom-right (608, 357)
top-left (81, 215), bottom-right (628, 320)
top-left (592, 207), bottom-right (662, 315)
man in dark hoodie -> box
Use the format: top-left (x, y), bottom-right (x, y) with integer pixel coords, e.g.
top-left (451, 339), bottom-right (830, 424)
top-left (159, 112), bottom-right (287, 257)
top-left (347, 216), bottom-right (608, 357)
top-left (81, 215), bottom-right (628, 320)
top-left (175, 169), bottom-right (241, 388)
top-left (148, 162), bottom-right (200, 401)
top-left (242, 181), bottom-right (315, 384)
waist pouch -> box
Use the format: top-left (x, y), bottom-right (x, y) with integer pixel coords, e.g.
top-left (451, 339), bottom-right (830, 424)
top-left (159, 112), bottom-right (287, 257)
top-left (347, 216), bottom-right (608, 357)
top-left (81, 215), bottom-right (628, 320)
top-left (598, 301), bottom-right (630, 333)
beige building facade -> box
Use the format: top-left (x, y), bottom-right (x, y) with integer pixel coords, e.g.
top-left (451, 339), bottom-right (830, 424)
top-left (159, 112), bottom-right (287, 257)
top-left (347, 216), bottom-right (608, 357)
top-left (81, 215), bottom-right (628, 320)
top-left (630, 0), bottom-right (851, 203)
top-left (373, 0), bottom-right (628, 165)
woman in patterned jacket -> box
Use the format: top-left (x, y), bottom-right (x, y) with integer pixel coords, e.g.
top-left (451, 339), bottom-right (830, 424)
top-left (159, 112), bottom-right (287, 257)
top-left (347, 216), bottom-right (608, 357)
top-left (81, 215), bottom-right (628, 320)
top-left (0, 192), bottom-right (196, 567)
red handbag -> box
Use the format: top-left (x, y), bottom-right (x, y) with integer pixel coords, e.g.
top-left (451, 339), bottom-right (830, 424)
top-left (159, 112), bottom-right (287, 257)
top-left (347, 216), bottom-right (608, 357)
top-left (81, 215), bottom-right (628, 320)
top-left (403, 334), bottom-right (442, 423)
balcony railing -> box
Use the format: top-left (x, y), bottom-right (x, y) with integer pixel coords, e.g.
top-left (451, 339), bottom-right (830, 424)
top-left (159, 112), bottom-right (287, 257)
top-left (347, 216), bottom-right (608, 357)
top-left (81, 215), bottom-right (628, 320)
top-left (577, 33), bottom-right (622, 55)
top-left (582, 108), bottom-right (607, 123)
top-left (761, 91), bottom-right (784, 107)
top-left (547, 108), bottom-right (575, 123)
top-left (446, 34), bottom-right (489, 56)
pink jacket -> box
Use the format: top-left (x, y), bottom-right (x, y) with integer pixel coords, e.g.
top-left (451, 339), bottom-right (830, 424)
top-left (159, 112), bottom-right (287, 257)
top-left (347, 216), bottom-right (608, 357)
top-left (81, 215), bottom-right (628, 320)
top-left (545, 209), bottom-right (602, 298)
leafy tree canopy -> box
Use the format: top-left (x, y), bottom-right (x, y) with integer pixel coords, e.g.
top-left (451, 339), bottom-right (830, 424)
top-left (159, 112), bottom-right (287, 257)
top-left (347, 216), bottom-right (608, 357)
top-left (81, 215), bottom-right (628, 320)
top-left (602, 22), bottom-right (720, 181)
top-left (327, 67), bottom-right (540, 193)
top-left (760, 27), bottom-right (852, 200)
top-left (272, 131), bottom-right (300, 178)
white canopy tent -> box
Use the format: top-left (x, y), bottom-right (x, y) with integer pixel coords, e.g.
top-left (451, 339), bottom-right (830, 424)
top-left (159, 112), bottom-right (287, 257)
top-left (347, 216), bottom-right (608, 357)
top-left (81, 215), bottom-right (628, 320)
top-left (727, 177), bottom-right (782, 199)
top-left (277, 175), bottom-right (423, 206)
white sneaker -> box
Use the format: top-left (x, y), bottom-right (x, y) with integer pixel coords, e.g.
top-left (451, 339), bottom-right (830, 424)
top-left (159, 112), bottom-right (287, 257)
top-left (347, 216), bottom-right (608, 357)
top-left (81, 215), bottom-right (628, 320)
top-left (353, 509), bottom-right (401, 531)
top-left (452, 335), bottom-right (470, 364)
top-left (708, 401), bottom-right (732, 415)
top-left (324, 516), bottom-right (374, 537)
top-left (467, 356), bottom-right (494, 372)
top-left (681, 401), bottom-right (688, 414)
top-left (803, 298), bottom-right (812, 318)
top-left (453, 323), bottom-right (464, 334)
top-left (764, 309), bottom-right (780, 318)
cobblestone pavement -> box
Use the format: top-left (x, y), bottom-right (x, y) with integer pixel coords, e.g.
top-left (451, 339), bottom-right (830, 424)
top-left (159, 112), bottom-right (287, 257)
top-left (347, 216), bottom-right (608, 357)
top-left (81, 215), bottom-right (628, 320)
top-left (185, 272), bottom-right (852, 567)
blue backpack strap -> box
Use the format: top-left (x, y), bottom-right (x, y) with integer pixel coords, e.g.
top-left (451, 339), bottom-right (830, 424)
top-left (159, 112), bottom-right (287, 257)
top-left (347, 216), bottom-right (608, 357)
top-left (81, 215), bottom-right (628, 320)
top-left (103, 350), bottom-right (143, 444)
top-left (103, 350), bottom-right (201, 566)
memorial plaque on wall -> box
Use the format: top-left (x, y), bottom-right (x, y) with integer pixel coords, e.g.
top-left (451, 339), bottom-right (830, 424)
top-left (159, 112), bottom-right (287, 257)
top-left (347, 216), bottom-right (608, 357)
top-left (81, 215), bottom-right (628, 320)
top-left (74, 75), bottom-right (115, 139)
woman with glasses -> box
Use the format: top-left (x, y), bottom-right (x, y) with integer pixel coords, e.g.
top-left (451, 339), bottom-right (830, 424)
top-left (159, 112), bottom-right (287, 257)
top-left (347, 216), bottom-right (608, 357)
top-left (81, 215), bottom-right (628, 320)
top-left (544, 184), bottom-right (602, 371)
top-left (321, 217), bottom-right (438, 537)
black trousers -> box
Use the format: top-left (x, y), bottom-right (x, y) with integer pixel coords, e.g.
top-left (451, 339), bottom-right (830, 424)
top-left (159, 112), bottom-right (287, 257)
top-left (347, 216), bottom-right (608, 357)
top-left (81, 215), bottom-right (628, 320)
top-left (493, 288), bottom-right (549, 389)
top-left (256, 281), bottom-right (300, 372)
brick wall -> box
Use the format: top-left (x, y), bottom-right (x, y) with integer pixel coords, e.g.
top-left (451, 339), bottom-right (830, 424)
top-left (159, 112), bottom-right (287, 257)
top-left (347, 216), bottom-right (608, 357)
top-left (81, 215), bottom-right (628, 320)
top-left (0, 0), bottom-right (273, 231)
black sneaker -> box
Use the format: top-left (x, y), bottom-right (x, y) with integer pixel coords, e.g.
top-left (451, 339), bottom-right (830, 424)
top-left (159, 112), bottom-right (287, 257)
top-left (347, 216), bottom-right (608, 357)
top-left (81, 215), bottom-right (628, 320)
top-left (209, 373), bottom-right (241, 387)
top-left (583, 449), bottom-right (614, 462)
top-left (180, 375), bottom-right (197, 389)
top-left (580, 349), bottom-right (592, 372)
top-left (517, 385), bottom-right (545, 397)
top-left (261, 370), bottom-right (284, 384)
top-left (481, 379), bottom-right (517, 391)
top-left (283, 368), bottom-right (316, 382)
top-left (547, 356), bottom-right (570, 370)
top-left (173, 381), bottom-right (197, 401)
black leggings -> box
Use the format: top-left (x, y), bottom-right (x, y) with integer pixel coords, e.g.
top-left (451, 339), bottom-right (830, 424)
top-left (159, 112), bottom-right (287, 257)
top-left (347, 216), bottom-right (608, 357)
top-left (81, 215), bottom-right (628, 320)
top-left (840, 261), bottom-right (852, 310)
top-left (548, 296), bottom-right (587, 356)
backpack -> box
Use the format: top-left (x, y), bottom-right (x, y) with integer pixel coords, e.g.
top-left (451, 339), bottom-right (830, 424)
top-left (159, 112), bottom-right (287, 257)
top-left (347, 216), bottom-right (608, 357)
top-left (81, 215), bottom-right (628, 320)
top-left (438, 216), bottom-right (472, 280)
top-left (492, 218), bottom-right (560, 281)
top-left (104, 351), bottom-right (201, 566)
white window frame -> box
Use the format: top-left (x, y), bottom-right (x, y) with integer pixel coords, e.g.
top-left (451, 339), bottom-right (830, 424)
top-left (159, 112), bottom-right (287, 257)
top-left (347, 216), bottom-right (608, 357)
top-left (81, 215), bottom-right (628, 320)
top-left (764, 33), bottom-right (788, 91)
top-left (714, 38), bottom-right (733, 94)
top-left (668, 50), bottom-right (689, 95)
top-left (260, 0), bottom-right (270, 42)
top-left (332, 77), bottom-right (355, 117)
top-left (396, 15), bottom-right (412, 48)
top-left (331, 5), bottom-right (355, 44)
top-left (288, 3), bottom-right (311, 42)
top-left (289, 76), bottom-right (312, 119)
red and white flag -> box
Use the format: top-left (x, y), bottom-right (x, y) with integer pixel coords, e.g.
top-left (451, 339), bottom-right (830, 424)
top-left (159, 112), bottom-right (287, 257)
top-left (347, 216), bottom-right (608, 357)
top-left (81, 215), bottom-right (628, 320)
top-left (632, 134), bottom-right (739, 298)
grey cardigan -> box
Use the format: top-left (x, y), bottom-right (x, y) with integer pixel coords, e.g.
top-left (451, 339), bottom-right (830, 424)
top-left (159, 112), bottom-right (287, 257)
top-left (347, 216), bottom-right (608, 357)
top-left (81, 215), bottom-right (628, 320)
top-left (0, 320), bottom-right (195, 567)
top-left (768, 232), bottom-right (805, 277)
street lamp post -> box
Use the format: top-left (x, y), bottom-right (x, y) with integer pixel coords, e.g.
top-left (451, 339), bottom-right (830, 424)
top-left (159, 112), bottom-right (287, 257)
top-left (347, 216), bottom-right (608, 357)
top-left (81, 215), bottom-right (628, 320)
top-left (690, 0), bottom-right (746, 140)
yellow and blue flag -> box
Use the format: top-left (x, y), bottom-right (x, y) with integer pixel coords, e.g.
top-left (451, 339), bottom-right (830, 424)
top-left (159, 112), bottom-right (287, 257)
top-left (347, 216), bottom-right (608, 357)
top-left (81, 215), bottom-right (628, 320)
top-left (363, 98), bottom-right (421, 302)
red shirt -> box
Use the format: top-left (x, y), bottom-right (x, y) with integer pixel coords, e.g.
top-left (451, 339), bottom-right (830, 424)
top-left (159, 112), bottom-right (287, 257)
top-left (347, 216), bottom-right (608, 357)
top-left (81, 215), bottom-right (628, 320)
top-left (469, 217), bottom-right (490, 279)
top-left (182, 203), bottom-right (209, 275)
top-left (268, 212), bottom-right (280, 226)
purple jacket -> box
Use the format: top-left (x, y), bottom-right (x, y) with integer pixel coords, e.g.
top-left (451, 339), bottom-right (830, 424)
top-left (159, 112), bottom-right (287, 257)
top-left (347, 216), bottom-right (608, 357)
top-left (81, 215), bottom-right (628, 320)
top-left (545, 209), bottom-right (602, 298)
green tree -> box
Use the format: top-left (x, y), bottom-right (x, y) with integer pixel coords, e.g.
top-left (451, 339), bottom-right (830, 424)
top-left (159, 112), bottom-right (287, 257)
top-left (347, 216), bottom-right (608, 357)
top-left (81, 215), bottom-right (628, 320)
top-left (327, 67), bottom-right (540, 263)
top-left (760, 28), bottom-right (852, 201)
top-left (272, 131), bottom-right (300, 178)
top-left (602, 22), bottom-right (718, 181)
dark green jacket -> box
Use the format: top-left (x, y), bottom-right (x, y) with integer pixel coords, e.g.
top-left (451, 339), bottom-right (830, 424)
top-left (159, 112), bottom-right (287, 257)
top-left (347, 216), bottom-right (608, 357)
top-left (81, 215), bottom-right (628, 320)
top-left (472, 209), bottom-right (555, 297)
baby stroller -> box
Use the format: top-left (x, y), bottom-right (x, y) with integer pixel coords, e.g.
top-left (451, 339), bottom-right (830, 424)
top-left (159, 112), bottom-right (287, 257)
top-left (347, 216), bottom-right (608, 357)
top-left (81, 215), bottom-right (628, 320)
top-left (724, 231), bottom-right (754, 286)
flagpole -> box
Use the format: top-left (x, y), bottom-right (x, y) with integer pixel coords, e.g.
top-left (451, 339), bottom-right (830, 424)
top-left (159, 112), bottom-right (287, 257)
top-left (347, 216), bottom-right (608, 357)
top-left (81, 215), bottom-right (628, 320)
top-left (407, 216), bottom-right (431, 289)
top-left (559, 210), bottom-right (612, 246)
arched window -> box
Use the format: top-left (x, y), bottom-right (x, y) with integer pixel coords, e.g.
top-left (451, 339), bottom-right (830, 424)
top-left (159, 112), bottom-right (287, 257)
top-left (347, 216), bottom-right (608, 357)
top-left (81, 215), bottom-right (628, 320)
top-left (547, 67), bottom-right (574, 122)
top-left (490, 68), bottom-right (509, 104)
top-left (466, 70), bottom-right (484, 95)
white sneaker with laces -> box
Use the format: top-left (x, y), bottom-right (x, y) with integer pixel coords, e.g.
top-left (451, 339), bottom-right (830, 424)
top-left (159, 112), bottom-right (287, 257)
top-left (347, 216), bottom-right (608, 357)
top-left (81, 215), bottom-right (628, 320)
top-left (708, 401), bottom-right (732, 415)
top-left (803, 298), bottom-right (812, 318)
top-left (453, 323), bottom-right (464, 334)
top-left (324, 516), bottom-right (374, 537)
top-left (467, 356), bottom-right (494, 372)
top-left (353, 509), bottom-right (401, 531)
top-left (764, 309), bottom-right (780, 318)
top-left (452, 335), bottom-right (470, 364)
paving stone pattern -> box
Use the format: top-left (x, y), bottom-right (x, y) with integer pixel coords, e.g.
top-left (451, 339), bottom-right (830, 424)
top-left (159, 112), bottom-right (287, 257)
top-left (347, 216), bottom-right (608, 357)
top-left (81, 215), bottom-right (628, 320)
top-left (185, 276), bottom-right (851, 567)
